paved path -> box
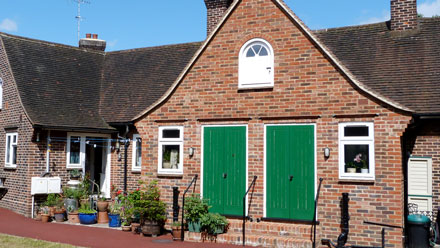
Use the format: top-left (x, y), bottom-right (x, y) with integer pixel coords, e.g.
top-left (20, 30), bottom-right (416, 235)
top-left (0, 208), bottom-right (238, 248)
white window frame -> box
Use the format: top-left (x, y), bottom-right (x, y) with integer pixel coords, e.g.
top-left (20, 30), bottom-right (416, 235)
top-left (338, 122), bottom-right (375, 180)
top-left (66, 135), bottom-right (85, 169)
top-left (158, 126), bottom-right (184, 175)
top-left (5, 132), bottom-right (17, 168)
top-left (238, 38), bottom-right (274, 89)
top-left (132, 134), bottom-right (142, 172)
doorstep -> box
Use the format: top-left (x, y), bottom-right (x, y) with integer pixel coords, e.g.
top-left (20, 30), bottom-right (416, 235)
top-left (54, 221), bottom-right (122, 230)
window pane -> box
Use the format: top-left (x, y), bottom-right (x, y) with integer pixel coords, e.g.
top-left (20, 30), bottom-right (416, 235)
top-left (162, 129), bottom-right (180, 139)
top-left (70, 136), bottom-right (80, 164)
top-left (253, 45), bottom-right (262, 55)
top-left (344, 126), bottom-right (369, 137)
top-left (259, 47), bottom-right (268, 56)
top-left (12, 135), bottom-right (17, 143)
top-left (344, 144), bottom-right (369, 173)
top-left (136, 138), bottom-right (142, 168)
top-left (162, 144), bottom-right (180, 169)
top-left (246, 49), bottom-right (255, 57)
top-left (12, 144), bottom-right (17, 165)
top-left (6, 136), bottom-right (10, 163)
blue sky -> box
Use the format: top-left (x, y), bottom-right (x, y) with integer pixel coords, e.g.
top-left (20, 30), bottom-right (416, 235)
top-left (1, 0), bottom-right (439, 51)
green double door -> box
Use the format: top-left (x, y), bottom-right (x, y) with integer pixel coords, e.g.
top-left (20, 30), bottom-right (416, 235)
top-left (266, 125), bottom-right (315, 221)
top-left (203, 126), bottom-right (246, 216)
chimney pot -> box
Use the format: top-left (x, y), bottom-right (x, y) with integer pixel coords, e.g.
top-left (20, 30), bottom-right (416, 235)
top-left (86, 33), bottom-right (92, 38)
top-left (92, 34), bottom-right (98, 39)
top-left (391, 0), bottom-right (418, 31)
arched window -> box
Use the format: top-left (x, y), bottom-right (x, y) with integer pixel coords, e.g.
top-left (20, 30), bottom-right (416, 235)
top-left (239, 38), bottom-right (274, 88)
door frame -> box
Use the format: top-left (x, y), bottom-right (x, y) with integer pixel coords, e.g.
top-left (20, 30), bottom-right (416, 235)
top-left (201, 124), bottom-right (249, 215)
top-left (67, 132), bottom-right (111, 198)
top-left (263, 123), bottom-right (317, 219)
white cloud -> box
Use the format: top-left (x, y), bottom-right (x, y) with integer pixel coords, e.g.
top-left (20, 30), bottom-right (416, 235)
top-left (0, 18), bottom-right (18, 32)
top-left (359, 11), bottom-right (390, 25)
top-left (419, 0), bottom-right (440, 17)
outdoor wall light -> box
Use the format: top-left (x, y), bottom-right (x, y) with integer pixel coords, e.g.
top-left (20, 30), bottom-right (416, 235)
top-left (189, 147), bottom-right (195, 157)
top-left (323, 147), bottom-right (331, 158)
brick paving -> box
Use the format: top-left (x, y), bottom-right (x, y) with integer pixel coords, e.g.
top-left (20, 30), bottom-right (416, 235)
top-left (0, 208), bottom-right (239, 248)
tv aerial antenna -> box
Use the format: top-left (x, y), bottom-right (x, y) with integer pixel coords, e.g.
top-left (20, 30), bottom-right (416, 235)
top-left (73, 0), bottom-right (91, 42)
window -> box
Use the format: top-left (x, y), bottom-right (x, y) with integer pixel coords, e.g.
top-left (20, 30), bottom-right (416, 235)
top-left (132, 134), bottom-right (142, 172)
top-left (158, 126), bottom-right (183, 175)
top-left (67, 135), bottom-right (84, 169)
top-left (239, 38), bottom-right (274, 89)
top-left (5, 132), bottom-right (17, 168)
top-left (0, 78), bottom-right (3, 109)
top-left (338, 122), bottom-right (375, 180)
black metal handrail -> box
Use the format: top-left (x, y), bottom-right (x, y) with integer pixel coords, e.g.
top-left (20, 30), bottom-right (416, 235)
top-left (243, 175), bottom-right (258, 246)
top-left (181, 174), bottom-right (198, 242)
top-left (313, 178), bottom-right (324, 248)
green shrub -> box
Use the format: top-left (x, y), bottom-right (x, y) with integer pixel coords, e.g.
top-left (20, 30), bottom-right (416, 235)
top-left (184, 194), bottom-right (209, 223)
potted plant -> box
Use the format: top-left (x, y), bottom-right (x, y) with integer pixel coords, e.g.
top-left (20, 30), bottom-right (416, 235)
top-left (184, 194), bottom-right (209, 232)
top-left (346, 162), bottom-right (356, 173)
top-left (34, 206), bottom-right (42, 221)
top-left (97, 196), bottom-right (109, 212)
top-left (41, 206), bottom-right (50, 223)
top-left (200, 213), bottom-right (228, 235)
top-left (69, 169), bottom-right (82, 180)
top-left (133, 181), bottom-right (166, 236)
top-left (171, 222), bottom-right (182, 240)
top-left (44, 194), bottom-right (60, 217)
top-left (121, 220), bottom-right (131, 231)
top-left (67, 205), bottom-right (80, 223)
top-left (63, 186), bottom-right (79, 212)
top-left (78, 204), bottom-right (97, 224)
top-left (78, 175), bottom-right (91, 207)
top-left (108, 201), bottom-right (122, 227)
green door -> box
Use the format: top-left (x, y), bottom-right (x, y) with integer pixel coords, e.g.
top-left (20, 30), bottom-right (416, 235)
top-left (203, 126), bottom-right (246, 216)
top-left (266, 125), bottom-right (315, 220)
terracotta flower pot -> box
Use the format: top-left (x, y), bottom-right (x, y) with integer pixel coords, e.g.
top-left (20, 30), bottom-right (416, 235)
top-left (141, 221), bottom-right (161, 236)
top-left (41, 214), bottom-right (50, 223)
top-left (172, 226), bottom-right (182, 240)
top-left (122, 225), bottom-right (131, 232)
top-left (131, 223), bottom-right (141, 234)
top-left (97, 201), bottom-right (109, 212)
top-left (68, 212), bottom-right (80, 223)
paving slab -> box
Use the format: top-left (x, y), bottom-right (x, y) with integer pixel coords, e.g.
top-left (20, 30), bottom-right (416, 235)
top-left (0, 208), bottom-right (239, 248)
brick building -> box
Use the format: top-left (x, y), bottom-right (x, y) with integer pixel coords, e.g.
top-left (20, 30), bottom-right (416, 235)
top-left (0, 0), bottom-right (439, 247)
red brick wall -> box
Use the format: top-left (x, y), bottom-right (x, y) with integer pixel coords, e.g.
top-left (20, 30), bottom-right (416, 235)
top-left (135, 0), bottom-right (411, 246)
top-left (391, 0), bottom-right (418, 31)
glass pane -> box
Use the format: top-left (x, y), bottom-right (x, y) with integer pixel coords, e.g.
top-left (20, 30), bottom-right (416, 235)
top-left (162, 129), bottom-right (180, 139)
top-left (136, 138), bottom-right (142, 167)
top-left (259, 47), bottom-right (268, 56)
top-left (344, 126), bottom-right (369, 137)
top-left (246, 48), bottom-right (255, 57)
top-left (70, 136), bottom-right (80, 164)
top-left (12, 135), bottom-right (17, 143)
top-left (6, 136), bottom-right (10, 163)
top-left (12, 145), bottom-right (17, 165)
top-left (162, 144), bottom-right (180, 169)
top-left (253, 45), bottom-right (262, 55)
top-left (344, 144), bottom-right (369, 173)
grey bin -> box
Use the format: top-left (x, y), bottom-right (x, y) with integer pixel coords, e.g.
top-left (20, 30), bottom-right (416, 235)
top-left (407, 214), bottom-right (431, 248)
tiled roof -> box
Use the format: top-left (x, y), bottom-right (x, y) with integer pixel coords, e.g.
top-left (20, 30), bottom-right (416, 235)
top-left (0, 32), bottom-right (201, 129)
top-left (100, 42), bottom-right (202, 123)
top-left (315, 18), bottom-right (440, 114)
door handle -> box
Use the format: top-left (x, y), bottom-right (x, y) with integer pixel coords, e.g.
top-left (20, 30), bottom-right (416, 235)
top-left (289, 175), bottom-right (293, 181)
top-left (223, 173), bottom-right (227, 179)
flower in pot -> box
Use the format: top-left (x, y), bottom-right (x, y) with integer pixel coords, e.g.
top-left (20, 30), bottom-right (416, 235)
top-left (44, 194), bottom-right (61, 217)
top-left (108, 201), bottom-right (122, 227)
top-left (53, 206), bottom-right (66, 222)
top-left (134, 180), bottom-right (167, 236)
top-left (67, 205), bottom-right (80, 223)
top-left (78, 204), bottom-right (97, 225)
top-left (69, 169), bottom-right (82, 180)
top-left (41, 206), bottom-right (50, 223)
top-left (345, 162), bottom-right (356, 173)
top-left (184, 194), bottom-right (209, 232)
top-left (62, 186), bottom-right (79, 212)
top-left (121, 220), bottom-right (131, 231)
top-left (171, 222), bottom-right (182, 241)
top-left (200, 213), bottom-right (228, 235)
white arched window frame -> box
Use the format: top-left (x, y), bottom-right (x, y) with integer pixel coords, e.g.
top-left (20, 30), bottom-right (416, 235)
top-left (239, 38), bottom-right (274, 89)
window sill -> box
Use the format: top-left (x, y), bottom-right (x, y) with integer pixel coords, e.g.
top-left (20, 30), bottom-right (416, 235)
top-left (131, 169), bottom-right (141, 174)
top-left (157, 173), bottom-right (183, 178)
top-left (238, 85), bottom-right (274, 91)
top-left (4, 165), bottom-right (17, 170)
top-left (338, 178), bottom-right (375, 184)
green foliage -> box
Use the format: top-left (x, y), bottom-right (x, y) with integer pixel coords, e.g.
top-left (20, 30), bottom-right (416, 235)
top-left (62, 187), bottom-right (81, 200)
top-left (66, 205), bottom-right (75, 214)
top-left (78, 204), bottom-right (97, 214)
top-left (200, 213), bottom-right (228, 234)
top-left (77, 175), bottom-right (91, 200)
top-left (40, 206), bottom-right (50, 215)
top-left (131, 180), bottom-right (166, 223)
top-left (346, 162), bottom-right (356, 169)
top-left (184, 194), bottom-right (209, 223)
top-left (172, 221), bottom-right (181, 227)
top-left (44, 194), bottom-right (61, 207)
top-left (109, 201), bottom-right (122, 215)
top-left (69, 169), bottom-right (82, 178)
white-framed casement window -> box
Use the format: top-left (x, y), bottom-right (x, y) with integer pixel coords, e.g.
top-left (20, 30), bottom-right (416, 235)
top-left (158, 126), bottom-right (184, 175)
top-left (338, 122), bottom-right (375, 180)
top-left (239, 38), bottom-right (274, 89)
top-left (132, 134), bottom-right (142, 172)
top-left (66, 135), bottom-right (85, 169)
top-left (5, 132), bottom-right (17, 168)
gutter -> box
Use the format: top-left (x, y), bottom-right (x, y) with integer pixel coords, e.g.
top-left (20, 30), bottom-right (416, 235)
top-left (33, 124), bottom-right (117, 134)
top-left (413, 113), bottom-right (440, 120)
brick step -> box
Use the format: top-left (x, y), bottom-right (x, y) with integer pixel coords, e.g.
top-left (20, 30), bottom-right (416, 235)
top-left (226, 219), bottom-right (317, 239)
top-left (185, 231), bottom-right (313, 248)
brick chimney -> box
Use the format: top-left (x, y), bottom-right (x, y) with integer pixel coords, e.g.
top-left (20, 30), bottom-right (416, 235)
top-left (204, 0), bottom-right (233, 35)
top-left (79, 33), bottom-right (106, 51)
top-left (391, 0), bottom-right (418, 31)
